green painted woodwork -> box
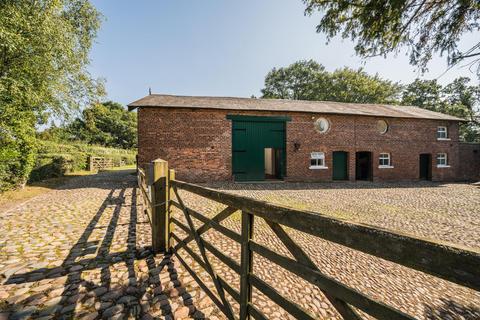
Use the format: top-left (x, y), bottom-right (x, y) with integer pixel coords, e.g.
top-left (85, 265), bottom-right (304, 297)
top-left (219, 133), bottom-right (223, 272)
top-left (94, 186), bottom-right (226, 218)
top-left (230, 116), bottom-right (286, 181)
top-left (226, 115), bottom-right (291, 122)
top-left (332, 151), bottom-right (348, 180)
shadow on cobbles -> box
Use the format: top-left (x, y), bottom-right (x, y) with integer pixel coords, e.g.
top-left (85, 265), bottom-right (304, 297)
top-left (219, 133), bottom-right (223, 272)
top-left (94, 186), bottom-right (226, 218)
top-left (425, 298), bottom-right (480, 320)
top-left (3, 183), bottom-right (204, 319)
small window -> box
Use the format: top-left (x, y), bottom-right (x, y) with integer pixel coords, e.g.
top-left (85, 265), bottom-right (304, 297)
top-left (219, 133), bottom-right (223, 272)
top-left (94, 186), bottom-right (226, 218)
top-left (314, 118), bottom-right (330, 133)
top-left (310, 152), bottom-right (326, 169)
top-left (436, 153), bottom-right (448, 166)
top-left (379, 153), bottom-right (391, 167)
top-left (437, 126), bottom-right (448, 139)
top-left (377, 120), bottom-right (389, 134)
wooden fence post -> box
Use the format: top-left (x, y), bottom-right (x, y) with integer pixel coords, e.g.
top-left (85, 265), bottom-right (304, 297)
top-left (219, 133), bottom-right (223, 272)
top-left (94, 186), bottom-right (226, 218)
top-left (151, 159), bottom-right (169, 253)
top-left (168, 169), bottom-right (175, 252)
top-left (239, 210), bottom-right (254, 320)
top-left (89, 155), bottom-right (94, 172)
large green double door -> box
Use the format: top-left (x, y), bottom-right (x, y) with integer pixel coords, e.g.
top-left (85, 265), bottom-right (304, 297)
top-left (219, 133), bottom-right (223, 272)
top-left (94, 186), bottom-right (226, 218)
top-left (229, 115), bottom-right (288, 181)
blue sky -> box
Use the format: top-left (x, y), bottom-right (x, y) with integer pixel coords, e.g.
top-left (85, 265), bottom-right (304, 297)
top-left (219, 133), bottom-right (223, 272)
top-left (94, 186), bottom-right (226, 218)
top-left (89, 0), bottom-right (478, 106)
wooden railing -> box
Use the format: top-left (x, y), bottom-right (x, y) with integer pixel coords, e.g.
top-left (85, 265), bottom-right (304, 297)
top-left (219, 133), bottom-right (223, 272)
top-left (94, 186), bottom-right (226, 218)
top-left (138, 159), bottom-right (480, 320)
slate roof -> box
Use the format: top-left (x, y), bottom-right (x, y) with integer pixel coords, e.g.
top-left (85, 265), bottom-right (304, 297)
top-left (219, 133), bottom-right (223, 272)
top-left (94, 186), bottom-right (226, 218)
top-left (128, 94), bottom-right (464, 121)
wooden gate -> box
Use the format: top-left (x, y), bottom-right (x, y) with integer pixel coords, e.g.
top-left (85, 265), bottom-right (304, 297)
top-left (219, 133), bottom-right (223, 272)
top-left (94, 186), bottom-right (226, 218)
top-left (138, 159), bottom-right (480, 320)
top-left (89, 156), bottom-right (114, 171)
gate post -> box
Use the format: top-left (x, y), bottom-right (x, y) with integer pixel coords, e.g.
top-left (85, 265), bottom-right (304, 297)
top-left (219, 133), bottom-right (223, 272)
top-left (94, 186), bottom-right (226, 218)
top-left (168, 169), bottom-right (175, 252)
top-left (151, 159), bottom-right (169, 253)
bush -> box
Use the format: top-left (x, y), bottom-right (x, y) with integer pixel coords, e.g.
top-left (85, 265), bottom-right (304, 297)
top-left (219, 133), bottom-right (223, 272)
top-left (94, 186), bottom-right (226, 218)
top-left (28, 141), bottom-right (136, 182)
top-left (0, 121), bottom-right (37, 192)
top-left (29, 156), bottom-right (72, 182)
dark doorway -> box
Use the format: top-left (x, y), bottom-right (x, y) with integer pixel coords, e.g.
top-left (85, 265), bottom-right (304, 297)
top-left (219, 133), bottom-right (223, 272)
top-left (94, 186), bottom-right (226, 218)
top-left (264, 148), bottom-right (282, 180)
top-left (419, 154), bottom-right (432, 180)
top-left (355, 151), bottom-right (372, 181)
top-left (333, 151), bottom-right (348, 180)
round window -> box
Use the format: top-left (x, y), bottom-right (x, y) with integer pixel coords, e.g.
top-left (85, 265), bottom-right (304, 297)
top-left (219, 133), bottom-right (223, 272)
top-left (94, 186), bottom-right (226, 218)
top-left (314, 118), bottom-right (330, 133)
top-left (377, 120), bottom-right (389, 134)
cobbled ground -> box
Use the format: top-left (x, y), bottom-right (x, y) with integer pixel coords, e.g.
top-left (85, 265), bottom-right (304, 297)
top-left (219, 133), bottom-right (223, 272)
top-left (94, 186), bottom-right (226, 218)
top-left (172, 180), bottom-right (480, 320)
top-left (1, 171), bottom-right (479, 320)
top-left (0, 171), bottom-right (223, 320)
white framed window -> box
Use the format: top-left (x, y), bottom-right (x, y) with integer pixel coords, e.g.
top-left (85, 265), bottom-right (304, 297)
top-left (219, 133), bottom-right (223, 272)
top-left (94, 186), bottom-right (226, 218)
top-left (310, 152), bottom-right (327, 169)
top-left (437, 126), bottom-right (449, 140)
top-left (378, 153), bottom-right (393, 168)
top-left (436, 153), bottom-right (449, 167)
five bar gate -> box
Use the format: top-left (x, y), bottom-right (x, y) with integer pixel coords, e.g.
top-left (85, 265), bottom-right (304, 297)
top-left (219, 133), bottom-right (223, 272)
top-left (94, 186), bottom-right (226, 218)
top-left (138, 159), bottom-right (480, 320)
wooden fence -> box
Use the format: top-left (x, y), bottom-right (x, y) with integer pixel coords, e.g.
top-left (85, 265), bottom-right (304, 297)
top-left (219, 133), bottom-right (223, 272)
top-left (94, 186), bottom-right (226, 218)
top-left (139, 159), bottom-right (480, 320)
top-left (89, 156), bottom-right (114, 171)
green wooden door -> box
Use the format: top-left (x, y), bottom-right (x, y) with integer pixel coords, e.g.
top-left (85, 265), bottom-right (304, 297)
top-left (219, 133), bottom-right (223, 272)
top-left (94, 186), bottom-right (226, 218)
top-left (230, 116), bottom-right (288, 181)
top-left (333, 151), bottom-right (348, 180)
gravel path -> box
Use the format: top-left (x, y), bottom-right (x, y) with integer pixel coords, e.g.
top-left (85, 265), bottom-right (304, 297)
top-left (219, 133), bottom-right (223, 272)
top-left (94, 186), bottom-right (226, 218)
top-left (1, 171), bottom-right (479, 320)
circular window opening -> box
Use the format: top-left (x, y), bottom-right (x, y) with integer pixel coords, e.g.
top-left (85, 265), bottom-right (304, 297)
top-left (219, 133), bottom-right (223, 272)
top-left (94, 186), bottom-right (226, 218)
top-left (314, 118), bottom-right (330, 133)
top-left (377, 120), bottom-right (389, 134)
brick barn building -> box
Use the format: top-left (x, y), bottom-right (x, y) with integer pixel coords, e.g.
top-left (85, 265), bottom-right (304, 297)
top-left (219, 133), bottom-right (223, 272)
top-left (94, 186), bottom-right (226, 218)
top-left (129, 94), bottom-right (479, 182)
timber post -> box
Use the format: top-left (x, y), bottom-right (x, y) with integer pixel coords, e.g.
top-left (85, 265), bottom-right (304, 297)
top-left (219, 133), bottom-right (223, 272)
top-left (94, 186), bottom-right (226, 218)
top-left (168, 168), bottom-right (175, 252)
top-left (151, 159), bottom-right (169, 253)
top-left (239, 210), bottom-right (254, 320)
top-left (89, 155), bottom-right (94, 172)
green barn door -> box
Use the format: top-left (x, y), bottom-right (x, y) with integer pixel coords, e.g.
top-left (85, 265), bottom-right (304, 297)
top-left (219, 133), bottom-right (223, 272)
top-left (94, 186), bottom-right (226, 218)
top-left (230, 115), bottom-right (289, 181)
top-left (231, 120), bottom-right (265, 181)
top-left (333, 151), bottom-right (348, 180)
top-left (231, 122), bottom-right (249, 181)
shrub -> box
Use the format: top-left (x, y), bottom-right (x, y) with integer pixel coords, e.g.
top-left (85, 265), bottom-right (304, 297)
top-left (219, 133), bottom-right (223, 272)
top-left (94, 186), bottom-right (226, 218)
top-left (0, 122), bottom-right (37, 192)
top-left (29, 156), bottom-right (72, 182)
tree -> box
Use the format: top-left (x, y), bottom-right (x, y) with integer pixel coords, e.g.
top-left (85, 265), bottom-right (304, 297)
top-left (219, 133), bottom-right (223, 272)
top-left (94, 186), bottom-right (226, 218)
top-left (39, 101), bottom-right (137, 149)
top-left (303, 0), bottom-right (480, 74)
top-left (0, 0), bottom-right (103, 190)
top-left (401, 77), bottom-right (480, 142)
top-left (261, 60), bottom-right (400, 103)
top-left (401, 79), bottom-right (443, 111)
top-left (325, 67), bottom-right (400, 104)
top-left (62, 101), bottom-right (137, 149)
top-left (262, 60), bottom-right (327, 100)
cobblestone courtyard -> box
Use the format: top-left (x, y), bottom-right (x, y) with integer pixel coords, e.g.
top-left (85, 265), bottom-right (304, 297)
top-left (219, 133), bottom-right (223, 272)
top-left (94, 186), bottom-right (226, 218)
top-left (1, 170), bottom-right (479, 319)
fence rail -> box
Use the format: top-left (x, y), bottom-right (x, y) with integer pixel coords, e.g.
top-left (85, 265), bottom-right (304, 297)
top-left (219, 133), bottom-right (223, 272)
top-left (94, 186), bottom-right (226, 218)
top-left (138, 159), bottom-right (480, 320)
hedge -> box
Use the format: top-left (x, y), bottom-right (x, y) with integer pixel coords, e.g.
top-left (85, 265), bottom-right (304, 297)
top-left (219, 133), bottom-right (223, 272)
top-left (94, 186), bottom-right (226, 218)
top-left (29, 141), bottom-right (136, 182)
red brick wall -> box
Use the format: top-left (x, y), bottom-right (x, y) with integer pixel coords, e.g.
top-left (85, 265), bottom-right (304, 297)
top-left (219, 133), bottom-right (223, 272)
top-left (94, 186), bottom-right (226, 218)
top-left (137, 107), bottom-right (461, 182)
top-left (458, 143), bottom-right (480, 181)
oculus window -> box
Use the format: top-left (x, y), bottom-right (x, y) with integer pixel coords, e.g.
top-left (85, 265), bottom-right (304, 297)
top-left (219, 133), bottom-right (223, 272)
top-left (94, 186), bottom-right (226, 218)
top-left (377, 120), bottom-right (389, 134)
top-left (314, 118), bottom-right (330, 133)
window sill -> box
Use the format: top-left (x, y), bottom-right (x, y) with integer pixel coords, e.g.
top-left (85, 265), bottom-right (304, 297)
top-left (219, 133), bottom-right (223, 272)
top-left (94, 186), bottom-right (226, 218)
top-left (309, 166), bottom-right (328, 170)
top-left (437, 138), bottom-right (451, 141)
top-left (437, 165), bottom-right (451, 168)
top-left (378, 165), bottom-right (394, 169)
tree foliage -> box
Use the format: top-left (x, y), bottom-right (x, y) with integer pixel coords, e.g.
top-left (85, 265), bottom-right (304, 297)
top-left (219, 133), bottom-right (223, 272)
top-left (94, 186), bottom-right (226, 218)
top-left (303, 0), bottom-right (480, 74)
top-left (261, 60), bottom-right (400, 103)
top-left (39, 102), bottom-right (137, 149)
top-left (0, 0), bottom-right (103, 191)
